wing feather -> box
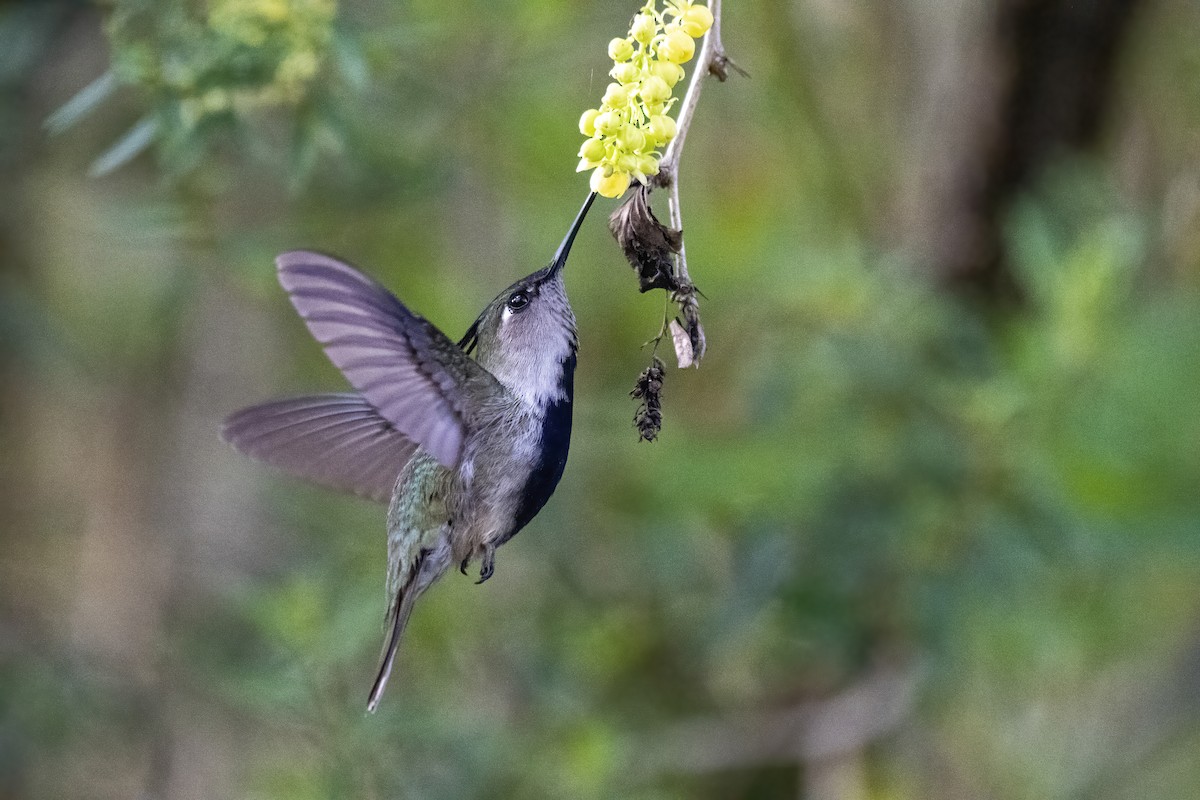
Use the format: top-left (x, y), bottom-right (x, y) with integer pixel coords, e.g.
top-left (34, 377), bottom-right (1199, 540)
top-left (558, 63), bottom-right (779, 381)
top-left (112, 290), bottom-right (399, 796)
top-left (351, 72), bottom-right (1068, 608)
top-left (276, 250), bottom-right (497, 467)
top-left (222, 393), bottom-right (415, 503)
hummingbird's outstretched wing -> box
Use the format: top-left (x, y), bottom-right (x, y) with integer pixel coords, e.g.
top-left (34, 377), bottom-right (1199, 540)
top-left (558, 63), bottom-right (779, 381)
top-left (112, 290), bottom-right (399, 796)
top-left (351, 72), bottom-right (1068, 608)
top-left (222, 393), bottom-right (417, 502)
top-left (276, 250), bottom-right (499, 468)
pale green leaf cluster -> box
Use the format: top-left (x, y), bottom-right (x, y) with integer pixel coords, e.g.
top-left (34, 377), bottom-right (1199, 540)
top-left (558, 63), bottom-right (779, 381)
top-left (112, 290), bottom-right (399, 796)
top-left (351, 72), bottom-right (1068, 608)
top-left (65, 0), bottom-right (341, 175)
top-left (110, 0), bottom-right (336, 116)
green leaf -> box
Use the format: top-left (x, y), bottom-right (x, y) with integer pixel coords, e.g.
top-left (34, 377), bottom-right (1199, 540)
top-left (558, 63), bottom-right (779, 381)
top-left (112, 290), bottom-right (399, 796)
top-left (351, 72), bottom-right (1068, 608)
top-left (331, 29), bottom-right (369, 91)
top-left (45, 70), bottom-right (117, 135)
top-left (88, 115), bottom-right (159, 177)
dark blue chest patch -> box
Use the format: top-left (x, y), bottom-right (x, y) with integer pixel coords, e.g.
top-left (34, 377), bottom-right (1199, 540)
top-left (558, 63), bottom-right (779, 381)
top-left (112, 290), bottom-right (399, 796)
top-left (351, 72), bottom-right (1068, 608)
top-left (503, 353), bottom-right (575, 544)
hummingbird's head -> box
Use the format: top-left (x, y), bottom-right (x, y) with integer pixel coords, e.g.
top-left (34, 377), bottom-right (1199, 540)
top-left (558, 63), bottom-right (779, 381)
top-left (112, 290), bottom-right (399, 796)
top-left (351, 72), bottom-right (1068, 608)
top-left (458, 193), bottom-right (596, 406)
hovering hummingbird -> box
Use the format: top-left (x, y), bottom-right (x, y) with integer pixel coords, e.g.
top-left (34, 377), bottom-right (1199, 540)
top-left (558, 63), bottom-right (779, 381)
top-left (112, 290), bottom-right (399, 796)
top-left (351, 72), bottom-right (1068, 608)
top-left (222, 192), bottom-right (596, 712)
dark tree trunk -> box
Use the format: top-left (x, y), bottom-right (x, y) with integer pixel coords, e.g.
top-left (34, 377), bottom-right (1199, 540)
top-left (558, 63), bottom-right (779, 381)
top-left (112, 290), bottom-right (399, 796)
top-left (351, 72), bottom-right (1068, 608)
top-left (905, 0), bottom-right (1143, 302)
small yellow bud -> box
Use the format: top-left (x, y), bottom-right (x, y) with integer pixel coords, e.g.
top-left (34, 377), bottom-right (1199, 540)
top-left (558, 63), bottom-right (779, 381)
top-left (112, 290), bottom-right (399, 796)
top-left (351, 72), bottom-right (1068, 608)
top-left (631, 13), bottom-right (657, 44)
top-left (603, 82), bottom-right (631, 108)
top-left (591, 167), bottom-right (631, 198)
top-left (579, 108), bottom-right (600, 137)
top-left (620, 124), bottom-right (646, 152)
top-left (679, 5), bottom-right (714, 37)
top-left (637, 154), bottom-right (659, 177)
top-left (594, 110), bottom-right (624, 136)
top-left (649, 114), bottom-right (677, 142)
top-left (608, 37), bottom-right (635, 62)
top-left (658, 29), bottom-right (695, 63)
top-left (639, 75), bottom-right (672, 105)
top-left (618, 153), bottom-right (640, 173)
top-left (651, 61), bottom-right (686, 87)
top-left (578, 136), bottom-right (607, 162)
top-left (644, 102), bottom-right (666, 118)
top-left (610, 62), bottom-right (639, 84)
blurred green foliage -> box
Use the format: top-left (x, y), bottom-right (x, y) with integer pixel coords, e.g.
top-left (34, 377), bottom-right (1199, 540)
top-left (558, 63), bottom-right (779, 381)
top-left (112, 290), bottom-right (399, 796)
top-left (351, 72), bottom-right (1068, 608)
top-left (48, 0), bottom-right (349, 177)
top-left (3, 1), bottom-right (1200, 799)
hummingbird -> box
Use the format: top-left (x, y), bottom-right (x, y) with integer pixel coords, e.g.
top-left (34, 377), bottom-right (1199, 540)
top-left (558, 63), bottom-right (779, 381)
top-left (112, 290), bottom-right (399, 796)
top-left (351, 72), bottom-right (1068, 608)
top-left (222, 191), bottom-right (597, 712)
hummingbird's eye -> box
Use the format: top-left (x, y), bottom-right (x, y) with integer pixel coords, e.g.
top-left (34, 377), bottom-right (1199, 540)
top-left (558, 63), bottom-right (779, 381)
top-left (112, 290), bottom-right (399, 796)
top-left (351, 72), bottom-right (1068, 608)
top-left (506, 291), bottom-right (530, 312)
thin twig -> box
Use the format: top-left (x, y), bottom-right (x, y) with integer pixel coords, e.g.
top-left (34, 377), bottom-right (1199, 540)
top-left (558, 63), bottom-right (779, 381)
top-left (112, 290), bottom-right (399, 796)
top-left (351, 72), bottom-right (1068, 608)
top-left (651, 0), bottom-right (731, 366)
top-left (658, 0), bottom-right (725, 180)
top-left (642, 290), bottom-right (672, 354)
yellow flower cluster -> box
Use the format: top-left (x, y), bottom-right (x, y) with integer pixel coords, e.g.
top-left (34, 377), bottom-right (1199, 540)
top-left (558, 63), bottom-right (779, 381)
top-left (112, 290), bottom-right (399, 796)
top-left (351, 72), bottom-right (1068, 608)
top-left (578, 1), bottom-right (714, 198)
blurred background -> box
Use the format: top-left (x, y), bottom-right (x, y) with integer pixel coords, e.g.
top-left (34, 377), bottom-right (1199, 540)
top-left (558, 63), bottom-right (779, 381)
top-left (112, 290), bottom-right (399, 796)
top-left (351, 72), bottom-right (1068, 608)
top-left (4, 0), bottom-right (1200, 798)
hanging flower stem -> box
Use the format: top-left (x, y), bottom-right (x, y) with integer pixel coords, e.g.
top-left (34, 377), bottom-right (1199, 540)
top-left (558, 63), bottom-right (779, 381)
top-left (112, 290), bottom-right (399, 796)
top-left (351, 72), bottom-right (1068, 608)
top-left (651, 0), bottom-right (739, 368)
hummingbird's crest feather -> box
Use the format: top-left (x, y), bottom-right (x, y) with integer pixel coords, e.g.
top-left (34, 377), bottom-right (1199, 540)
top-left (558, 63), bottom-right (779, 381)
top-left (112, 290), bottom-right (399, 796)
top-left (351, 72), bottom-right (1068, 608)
top-left (277, 251), bottom-right (501, 468)
top-left (221, 393), bottom-right (416, 502)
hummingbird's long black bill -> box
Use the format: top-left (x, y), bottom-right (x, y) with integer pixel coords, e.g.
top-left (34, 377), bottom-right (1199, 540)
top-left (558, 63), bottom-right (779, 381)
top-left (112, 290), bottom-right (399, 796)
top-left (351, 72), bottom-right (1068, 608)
top-left (548, 191), bottom-right (597, 276)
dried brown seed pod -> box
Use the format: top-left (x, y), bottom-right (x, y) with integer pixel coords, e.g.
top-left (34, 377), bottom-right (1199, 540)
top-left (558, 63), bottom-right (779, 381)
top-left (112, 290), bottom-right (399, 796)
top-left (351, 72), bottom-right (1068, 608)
top-left (608, 183), bottom-right (683, 293)
top-left (631, 356), bottom-right (666, 442)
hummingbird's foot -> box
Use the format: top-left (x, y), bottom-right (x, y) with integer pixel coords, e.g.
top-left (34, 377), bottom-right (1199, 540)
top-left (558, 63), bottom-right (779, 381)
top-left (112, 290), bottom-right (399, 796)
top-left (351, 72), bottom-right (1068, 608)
top-left (459, 558), bottom-right (470, 576)
top-left (475, 545), bottom-right (496, 584)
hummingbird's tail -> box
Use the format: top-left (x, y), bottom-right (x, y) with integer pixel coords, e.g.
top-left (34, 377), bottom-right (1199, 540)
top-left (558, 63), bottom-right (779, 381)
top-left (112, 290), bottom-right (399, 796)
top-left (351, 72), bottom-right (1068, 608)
top-left (367, 543), bottom-right (452, 712)
top-left (367, 543), bottom-right (450, 713)
top-left (366, 580), bottom-right (419, 713)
